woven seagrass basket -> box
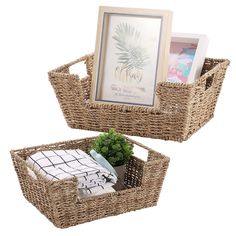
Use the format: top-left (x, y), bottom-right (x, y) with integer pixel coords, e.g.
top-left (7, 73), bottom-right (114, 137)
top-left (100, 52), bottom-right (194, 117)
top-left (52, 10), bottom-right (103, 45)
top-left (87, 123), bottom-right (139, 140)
top-left (49, 53), bottom-right (230, 142)
top-left (11, 136), bottom-right (169, 228)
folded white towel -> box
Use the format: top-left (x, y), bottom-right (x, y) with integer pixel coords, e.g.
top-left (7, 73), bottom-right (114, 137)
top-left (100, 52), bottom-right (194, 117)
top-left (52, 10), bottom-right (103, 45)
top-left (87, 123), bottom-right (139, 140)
top-left (26, 149), bottom-right (117, 194)
top-left (78, 187), bottom-right (115, 199)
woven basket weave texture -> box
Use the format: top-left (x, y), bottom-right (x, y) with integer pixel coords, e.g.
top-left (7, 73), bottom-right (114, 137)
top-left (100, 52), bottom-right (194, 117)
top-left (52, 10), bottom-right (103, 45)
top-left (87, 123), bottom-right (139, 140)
top-left (48, 54), bottom-right (229, 141)
top-left (11, 137), bottom-right (169, 228)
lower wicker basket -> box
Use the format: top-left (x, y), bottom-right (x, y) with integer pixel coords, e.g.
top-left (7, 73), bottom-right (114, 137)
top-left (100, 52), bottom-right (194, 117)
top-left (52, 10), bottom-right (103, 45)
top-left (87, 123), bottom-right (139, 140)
top-left (11, 136), bottom-right (169, 228)
top-left (48, 53), bottom-right (230, 142)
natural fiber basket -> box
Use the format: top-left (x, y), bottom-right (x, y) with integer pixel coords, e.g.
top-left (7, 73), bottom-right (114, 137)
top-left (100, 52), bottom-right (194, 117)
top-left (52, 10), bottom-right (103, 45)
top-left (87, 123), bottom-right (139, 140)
top-left (11, 136), bottom-right (169, 228)
top-left (48, 53), bottom-right (230, 142)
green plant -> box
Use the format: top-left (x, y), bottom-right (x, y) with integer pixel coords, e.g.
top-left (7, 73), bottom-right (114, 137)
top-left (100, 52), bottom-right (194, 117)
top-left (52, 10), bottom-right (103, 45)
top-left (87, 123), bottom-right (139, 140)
top-left (91, 129), bottom-right (133, 167)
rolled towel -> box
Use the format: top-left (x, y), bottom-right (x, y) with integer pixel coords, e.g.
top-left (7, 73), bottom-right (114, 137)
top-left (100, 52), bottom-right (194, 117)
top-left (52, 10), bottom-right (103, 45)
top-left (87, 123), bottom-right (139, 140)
top-left (26, 149), bottom-right (117, 194)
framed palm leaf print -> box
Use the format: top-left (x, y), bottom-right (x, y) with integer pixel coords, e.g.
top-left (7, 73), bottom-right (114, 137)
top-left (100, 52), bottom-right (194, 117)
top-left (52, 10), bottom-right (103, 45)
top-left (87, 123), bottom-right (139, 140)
top-left (91, 6), bottom-right (172, 107)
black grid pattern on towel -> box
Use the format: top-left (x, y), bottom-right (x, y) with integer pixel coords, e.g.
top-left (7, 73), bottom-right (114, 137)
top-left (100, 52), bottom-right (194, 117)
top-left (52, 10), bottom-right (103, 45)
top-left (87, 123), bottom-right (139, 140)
top-left (27, 149), bottom-right (117, 194)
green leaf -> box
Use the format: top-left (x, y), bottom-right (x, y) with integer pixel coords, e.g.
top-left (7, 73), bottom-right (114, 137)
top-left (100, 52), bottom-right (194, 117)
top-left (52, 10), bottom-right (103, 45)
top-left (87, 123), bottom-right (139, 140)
top-left (101, 146), bottom-right (108, 155)
top-left (112, 23), bottom-right (149, 71)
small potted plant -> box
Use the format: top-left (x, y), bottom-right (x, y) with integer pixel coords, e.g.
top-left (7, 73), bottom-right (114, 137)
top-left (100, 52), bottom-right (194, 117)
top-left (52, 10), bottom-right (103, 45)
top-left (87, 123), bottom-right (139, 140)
top-left (90, 129), bottom-right (133, 179)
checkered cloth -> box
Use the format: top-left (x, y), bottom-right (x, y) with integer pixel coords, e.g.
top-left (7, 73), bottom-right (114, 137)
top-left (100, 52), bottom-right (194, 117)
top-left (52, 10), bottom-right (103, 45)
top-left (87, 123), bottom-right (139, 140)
top-left (26, 149), bottom-right (117, 194)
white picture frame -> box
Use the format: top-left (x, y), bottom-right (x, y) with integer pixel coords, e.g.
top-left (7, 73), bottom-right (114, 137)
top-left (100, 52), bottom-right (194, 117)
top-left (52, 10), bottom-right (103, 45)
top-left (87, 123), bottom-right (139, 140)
top-left (91, 6), bottom-right (172, 107)
top-left (168, 33), bottom-right (209, 84)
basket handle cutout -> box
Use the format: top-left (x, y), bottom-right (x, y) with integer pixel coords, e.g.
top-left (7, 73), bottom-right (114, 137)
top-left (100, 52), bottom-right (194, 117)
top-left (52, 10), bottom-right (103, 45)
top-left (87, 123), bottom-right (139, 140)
top-left (205, 73), bottom-right (215, 90)
top-left (132, 144), bottom-right (148, 162)
top-left (69, 61), bottom-right (88, 79)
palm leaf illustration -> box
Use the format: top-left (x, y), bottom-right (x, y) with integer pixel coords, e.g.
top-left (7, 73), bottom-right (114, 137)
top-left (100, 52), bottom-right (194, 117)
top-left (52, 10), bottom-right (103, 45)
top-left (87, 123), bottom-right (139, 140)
top-left (112, 23), bottom-right (149, 71)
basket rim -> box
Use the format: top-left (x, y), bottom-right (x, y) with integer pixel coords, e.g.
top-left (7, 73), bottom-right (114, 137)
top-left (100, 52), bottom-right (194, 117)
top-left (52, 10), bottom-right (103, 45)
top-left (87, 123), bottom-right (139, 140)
top-left (11, 135), bottom-right (168, 157)
top-left (48, 52), bottom-right (230, 83)
top-left (48, 54), bottom-right (230, 113)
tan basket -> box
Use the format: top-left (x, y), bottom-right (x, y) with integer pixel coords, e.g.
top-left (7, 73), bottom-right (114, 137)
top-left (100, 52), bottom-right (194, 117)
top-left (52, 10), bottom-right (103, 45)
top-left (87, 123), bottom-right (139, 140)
top-left (48, 53), bottom-right (230, 142)
top-left (11, 136), bottom-right (169, 228)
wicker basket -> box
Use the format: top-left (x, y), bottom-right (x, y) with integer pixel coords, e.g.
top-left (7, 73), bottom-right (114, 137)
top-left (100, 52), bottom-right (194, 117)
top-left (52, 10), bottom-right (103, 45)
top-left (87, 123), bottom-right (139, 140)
top-left (48, 53), bottom-right (230, 142)
top-left (11, 136), bottom-right (169, 228)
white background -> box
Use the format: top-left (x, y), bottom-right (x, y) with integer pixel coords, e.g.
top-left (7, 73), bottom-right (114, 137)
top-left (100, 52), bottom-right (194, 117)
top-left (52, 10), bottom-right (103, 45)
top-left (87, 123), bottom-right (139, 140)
top-left (0, 0), bottom-right (235, 235)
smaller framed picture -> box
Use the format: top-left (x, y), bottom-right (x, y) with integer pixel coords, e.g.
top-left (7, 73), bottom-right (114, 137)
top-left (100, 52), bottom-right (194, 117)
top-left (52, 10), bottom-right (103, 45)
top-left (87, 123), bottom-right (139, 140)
top-left (167, 33), bottom-right (208, 84)
top-left (91, 6), bottom-right (172, 107)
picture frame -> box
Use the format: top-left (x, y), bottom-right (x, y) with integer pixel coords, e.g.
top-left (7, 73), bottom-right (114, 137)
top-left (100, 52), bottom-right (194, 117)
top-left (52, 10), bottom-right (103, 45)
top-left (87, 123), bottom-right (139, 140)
top-left (167, 33), bottom-right (208, 84)
top-left (91, 6), bottom-right (172, 107)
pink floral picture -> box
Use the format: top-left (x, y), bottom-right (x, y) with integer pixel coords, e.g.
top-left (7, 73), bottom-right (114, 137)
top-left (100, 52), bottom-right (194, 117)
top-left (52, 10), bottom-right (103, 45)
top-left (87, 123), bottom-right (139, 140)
top-left (168, 42), bottom-right (197, 83)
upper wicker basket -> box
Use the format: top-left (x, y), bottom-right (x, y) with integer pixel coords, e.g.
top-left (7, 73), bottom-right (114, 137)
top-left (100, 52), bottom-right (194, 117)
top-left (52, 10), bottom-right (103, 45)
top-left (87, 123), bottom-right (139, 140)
top-left (48, 53), bottom-right (230, 142)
